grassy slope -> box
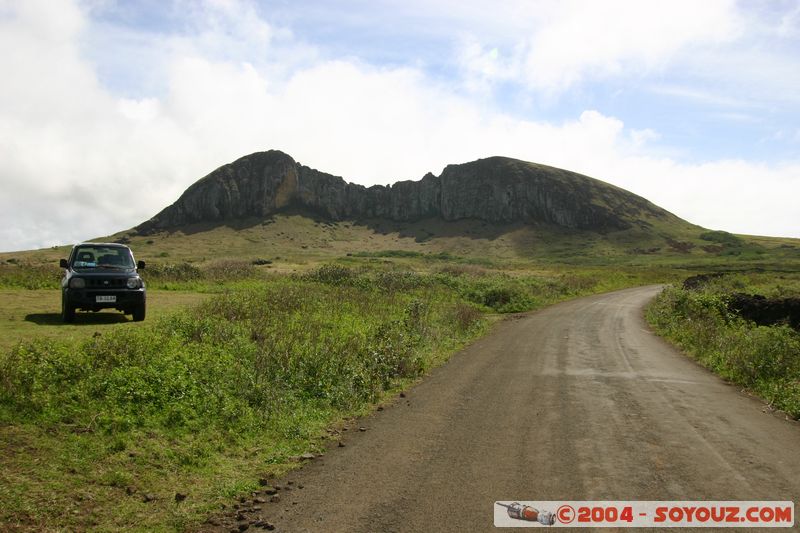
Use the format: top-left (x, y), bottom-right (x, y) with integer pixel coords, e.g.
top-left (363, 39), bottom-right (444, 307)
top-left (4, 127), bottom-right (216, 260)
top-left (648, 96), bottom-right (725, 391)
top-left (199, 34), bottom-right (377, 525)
top-left (2, 211), bottom-right (798, 272)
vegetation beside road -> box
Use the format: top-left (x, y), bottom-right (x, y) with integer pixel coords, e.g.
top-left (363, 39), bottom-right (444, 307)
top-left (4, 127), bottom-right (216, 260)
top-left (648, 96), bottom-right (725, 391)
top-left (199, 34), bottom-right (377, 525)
top-left (0, 263), bottom-right (665, 531)
top-left (646, 274), bottom-right (800, 418)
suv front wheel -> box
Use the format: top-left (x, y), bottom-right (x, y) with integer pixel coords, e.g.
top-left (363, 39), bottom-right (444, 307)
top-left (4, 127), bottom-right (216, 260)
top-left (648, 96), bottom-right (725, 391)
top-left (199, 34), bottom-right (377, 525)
top-left (61, 297), bottom-right (75, 323)
top-left (132, 303), bottom-right (146, 322)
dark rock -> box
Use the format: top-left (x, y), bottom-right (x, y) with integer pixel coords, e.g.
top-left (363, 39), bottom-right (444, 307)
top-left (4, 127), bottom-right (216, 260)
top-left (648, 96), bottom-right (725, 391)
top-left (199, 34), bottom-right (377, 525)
top-left (263, 487), bottom-right (278, 495)
top-left (137, 151), bottom-right (677, 233)
top-left (270, 495), bottom-right (281, 503)
top-left (728, 293), bottom-right (800, 330)
top-left (666, 237), bottom-right (695, 253)
top-left (142, 493), bottom-right (155, 503)
top-left (338, 441), bottom-right (346, 447)
top-left (175, 492), bottom-right (187, 502)
top-left (683, 273), bottom-right (725, 291)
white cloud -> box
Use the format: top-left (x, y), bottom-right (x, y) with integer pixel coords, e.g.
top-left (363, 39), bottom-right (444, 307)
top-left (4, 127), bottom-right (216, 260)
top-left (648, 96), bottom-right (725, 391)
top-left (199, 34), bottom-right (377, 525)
top-left (454, 0), bottom-right (742, 94)
top-left (649, 85), bottom-right (763, 109)
top-left (117, 97), bottom-right (161, 122)
top-left (777, 5), bottom-right (800, 38)
top-left (630, 128), bottom-right (660, 148)
top-left (608, 158), bottom-right (800, 238)
top-left (0, 0), bottom-right (798, 252)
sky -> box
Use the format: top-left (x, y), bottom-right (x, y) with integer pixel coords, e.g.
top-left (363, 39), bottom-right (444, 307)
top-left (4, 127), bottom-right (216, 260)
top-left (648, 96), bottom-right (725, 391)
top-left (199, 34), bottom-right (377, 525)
top-left (1, 0), bottom-right (799, 252)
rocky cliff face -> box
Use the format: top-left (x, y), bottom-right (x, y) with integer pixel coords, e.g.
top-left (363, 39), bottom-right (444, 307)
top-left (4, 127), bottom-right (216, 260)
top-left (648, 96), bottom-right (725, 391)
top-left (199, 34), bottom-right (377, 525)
top-left (137, 150), bottom-right (676, 233)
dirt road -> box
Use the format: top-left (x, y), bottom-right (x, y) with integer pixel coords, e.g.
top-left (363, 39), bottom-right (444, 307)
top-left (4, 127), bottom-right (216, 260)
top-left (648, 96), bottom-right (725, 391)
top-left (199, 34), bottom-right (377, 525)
top-left (254, 286), bottom-right (800, 531)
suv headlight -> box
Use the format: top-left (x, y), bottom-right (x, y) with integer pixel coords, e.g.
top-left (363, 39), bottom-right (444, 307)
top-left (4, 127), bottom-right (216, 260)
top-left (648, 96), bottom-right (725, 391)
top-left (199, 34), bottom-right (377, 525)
top-left (126, 277), bottom-right (142, 289)
top-left (69, 277), bottom-right (85, 289)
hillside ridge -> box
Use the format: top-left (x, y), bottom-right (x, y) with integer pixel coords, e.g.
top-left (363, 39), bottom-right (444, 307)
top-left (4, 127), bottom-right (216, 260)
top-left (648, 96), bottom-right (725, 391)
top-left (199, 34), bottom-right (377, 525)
top-left (136, 150), bottom-right (681, 233)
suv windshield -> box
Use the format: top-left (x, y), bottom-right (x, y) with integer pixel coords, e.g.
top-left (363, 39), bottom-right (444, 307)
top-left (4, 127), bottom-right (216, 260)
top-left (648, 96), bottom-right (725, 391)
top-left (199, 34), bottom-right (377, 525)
top-left (72, 246), bottom-right (135, 269)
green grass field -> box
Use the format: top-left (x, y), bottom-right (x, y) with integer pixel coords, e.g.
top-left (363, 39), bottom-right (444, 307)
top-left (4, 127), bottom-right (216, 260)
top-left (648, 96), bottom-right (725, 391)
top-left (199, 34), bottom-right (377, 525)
top-left (0, 290), bottom-right (208, 353)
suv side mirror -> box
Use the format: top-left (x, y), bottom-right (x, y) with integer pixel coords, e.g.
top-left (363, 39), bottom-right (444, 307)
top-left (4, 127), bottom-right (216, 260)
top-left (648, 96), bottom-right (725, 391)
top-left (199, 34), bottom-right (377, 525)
top-left (59, 259), bottom-right (69, 268)
top-left (137, 260), bottom-right (146, 270)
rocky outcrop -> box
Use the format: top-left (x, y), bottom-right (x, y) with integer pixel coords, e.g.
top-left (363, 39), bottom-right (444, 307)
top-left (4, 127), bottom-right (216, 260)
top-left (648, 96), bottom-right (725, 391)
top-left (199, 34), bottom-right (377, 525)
top-left (137, 150), bottom-right (677, 233)
top-left (728, 293), bottom-right (800, 330)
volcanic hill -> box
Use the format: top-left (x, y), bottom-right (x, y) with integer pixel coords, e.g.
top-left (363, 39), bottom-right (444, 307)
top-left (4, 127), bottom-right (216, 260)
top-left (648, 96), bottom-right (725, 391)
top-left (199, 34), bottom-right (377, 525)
top-left (7, 149), bottom-right (799, 267)
top-left (137, 150), bottom-right (682, 234)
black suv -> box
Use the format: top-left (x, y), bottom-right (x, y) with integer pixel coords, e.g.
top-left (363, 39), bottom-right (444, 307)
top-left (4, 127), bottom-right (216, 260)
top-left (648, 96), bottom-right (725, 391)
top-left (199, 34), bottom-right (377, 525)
top-left (59, 243), bottom-right (146, 322)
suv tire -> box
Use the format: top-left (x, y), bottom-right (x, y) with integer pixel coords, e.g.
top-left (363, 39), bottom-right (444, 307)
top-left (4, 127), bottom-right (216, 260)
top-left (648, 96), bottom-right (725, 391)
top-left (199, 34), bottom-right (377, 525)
top-left (61, 298), bottom-right (75, 323)
top-left (132, 303), bottom-right (146, 322)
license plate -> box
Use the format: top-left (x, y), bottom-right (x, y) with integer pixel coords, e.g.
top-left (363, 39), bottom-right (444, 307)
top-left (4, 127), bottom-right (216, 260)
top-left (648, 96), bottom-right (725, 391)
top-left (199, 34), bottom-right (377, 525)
top-left (96, 295), bottom-right (116, 303)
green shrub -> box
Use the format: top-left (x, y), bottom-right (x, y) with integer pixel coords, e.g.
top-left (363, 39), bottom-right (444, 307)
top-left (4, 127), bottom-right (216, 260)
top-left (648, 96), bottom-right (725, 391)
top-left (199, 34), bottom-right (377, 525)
top-left (460, 277), bottom-right (538, 312)
top-left (449, 302), bottom-right (483, 333)
top-left (699, 230), bottom-right (743, 246)
top-left (205, 259), bottom-right (256, 281)
top-left (142, 261), bottom-right (202, 283)
top-left (303, 264), bottom-right (356, 285)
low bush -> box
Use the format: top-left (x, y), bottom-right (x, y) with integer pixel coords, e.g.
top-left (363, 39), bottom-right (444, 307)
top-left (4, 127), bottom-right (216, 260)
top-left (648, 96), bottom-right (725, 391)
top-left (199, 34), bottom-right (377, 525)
top-left (204, 259), bottom-right (255, 281)
top-left (142, 261), bottom-right (202, 283)
top-left (0, 263), bottom-right (61, 289)
top-left (699, 230), bottom-right (743, 246)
